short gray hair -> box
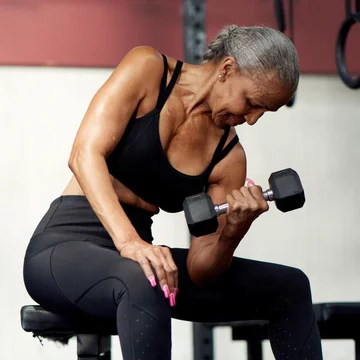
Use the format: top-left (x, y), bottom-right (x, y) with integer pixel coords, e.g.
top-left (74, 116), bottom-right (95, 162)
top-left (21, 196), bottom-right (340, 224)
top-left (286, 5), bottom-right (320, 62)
top-left (203, 25), bottom-right (299, 92)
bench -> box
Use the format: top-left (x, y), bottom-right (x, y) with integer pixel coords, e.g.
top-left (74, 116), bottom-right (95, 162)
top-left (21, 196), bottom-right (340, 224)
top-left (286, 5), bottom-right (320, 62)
top-left (21, 305), bottom-right (117, 360)
top-left (193, 302), bottom-right (360, 359)
top-left (21, 302), bottom-right (360, 359)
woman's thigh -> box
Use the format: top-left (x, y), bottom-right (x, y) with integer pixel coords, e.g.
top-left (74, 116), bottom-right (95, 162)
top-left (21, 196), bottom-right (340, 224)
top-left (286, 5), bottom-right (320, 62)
top-left (171, 248), bottom-right (311, 323)
top-left (24, 236), bottom-right (170, 319)
top-left (25, 239), bottom-right (310, 323)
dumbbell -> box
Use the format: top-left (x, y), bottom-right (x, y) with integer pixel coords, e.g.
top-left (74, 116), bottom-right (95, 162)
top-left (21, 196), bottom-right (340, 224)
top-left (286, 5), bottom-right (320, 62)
top-left (183, 168), bottom-right (305, 237)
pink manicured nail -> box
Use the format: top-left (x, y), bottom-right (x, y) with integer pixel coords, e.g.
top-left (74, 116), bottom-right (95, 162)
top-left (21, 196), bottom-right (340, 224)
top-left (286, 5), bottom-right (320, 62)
top-left (246, 178), bottom-right (256, 186)
top-left (162, 285), bottom-right (170, 298)
top-left (174, 288), bottom-right (179, 296)
top-left (148, 276), bottom-right (156, 287)
top-left (169, 293), bottom-right (176, 307)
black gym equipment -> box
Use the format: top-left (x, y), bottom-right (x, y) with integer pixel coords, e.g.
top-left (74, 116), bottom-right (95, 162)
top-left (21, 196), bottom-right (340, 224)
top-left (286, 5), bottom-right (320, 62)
top-left (336, 0), bottom-right (360, 89)
top-left (273, 0), bottom-right (297, 107)
top-left (183, 168), bottom-right (305, 237)
top-left (20, 302), bottom-right (360, 360)
top-left (193, 303), bottom-right (360, 360)
top-left (21, 305), bottom-right (114, 360)
top-left (183, 0), bottom-right (206, 64)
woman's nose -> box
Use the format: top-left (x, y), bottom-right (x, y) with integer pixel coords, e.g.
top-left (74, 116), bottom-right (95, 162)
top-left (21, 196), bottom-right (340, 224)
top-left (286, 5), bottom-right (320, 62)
top-left (246, 110), bottom-right (265, 125)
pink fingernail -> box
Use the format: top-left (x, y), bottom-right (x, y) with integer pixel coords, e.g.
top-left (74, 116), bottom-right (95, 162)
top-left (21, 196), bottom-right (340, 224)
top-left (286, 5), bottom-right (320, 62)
top-left (148, 276), bottom-right (156, 287)
top-left (174, 288), bottom-right (179, 296)
top-left (162, 285), bottom-right (170, 298)
top-left (170, 293), bottom-right (176, 307)
top-left (246, 178), bottom-right (255, 186)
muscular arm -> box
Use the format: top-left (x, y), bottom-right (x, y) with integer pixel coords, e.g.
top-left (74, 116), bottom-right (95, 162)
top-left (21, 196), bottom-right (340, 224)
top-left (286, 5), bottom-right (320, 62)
top-left (187, 137), bottom-right (248, 286)
top-left (68, 46), bottom-right (163, 250)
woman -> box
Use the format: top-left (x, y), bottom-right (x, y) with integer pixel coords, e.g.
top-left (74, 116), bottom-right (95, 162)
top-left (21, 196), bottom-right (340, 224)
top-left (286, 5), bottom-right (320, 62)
top-left (23, 25), bottom-right (323, 359)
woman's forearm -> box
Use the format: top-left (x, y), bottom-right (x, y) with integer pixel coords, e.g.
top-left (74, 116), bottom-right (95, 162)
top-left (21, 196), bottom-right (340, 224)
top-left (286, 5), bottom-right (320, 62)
top-left (69, 151), bottom-right (140, 250)
top-left (187, 228), bottom-right (246, 286)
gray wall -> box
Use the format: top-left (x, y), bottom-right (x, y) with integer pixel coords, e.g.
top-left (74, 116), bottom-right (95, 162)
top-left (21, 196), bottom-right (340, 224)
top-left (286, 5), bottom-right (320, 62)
top-left (1, 66), bottom-right (359, 360)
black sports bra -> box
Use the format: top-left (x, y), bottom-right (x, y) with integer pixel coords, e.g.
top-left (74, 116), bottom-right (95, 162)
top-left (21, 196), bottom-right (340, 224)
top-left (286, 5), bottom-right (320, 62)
top-left (106, 54), bottom-right (239, 213)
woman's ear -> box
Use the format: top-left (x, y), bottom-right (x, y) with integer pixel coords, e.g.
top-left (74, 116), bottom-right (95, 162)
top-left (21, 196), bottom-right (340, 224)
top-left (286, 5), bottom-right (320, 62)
top-left (221, 56), bottom-right (238, 78)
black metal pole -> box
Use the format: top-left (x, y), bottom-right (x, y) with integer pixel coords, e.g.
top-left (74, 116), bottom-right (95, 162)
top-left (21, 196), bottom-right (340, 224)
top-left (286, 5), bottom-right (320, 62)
top-left (183, 0), bottom-right (206, 64)
top-left (247, 340), bottom-right (263, 360)
top-left (193, 323), bottom-right (214, 360)
top-left (183, 1), bottom-right (208, 357)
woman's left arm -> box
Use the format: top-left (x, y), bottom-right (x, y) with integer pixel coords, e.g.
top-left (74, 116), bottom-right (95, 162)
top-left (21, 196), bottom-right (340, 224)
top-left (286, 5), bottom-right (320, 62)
top-left (186, 138), bottom-right (268, 286)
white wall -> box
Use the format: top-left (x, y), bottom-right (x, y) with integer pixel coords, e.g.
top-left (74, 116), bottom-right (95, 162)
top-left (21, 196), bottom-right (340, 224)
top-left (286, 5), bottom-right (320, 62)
top-left (1, 66), bottom-right (359, 360)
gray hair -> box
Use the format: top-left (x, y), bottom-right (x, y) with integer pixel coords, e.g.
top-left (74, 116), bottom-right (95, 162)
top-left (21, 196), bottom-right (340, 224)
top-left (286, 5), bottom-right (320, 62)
top-left (203, 25), bottom-right (299, 92)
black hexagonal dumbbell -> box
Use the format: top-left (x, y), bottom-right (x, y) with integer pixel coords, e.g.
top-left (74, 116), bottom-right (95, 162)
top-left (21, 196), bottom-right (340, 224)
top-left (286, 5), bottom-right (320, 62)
top-left (183, 168), bottom-right (305, 237)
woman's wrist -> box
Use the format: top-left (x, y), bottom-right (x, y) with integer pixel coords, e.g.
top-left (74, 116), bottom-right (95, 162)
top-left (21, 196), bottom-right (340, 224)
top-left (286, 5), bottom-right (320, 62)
top-left (221, 223), bottom-right (248, 244)
top-left (113, 228), bottom-right (142, 251)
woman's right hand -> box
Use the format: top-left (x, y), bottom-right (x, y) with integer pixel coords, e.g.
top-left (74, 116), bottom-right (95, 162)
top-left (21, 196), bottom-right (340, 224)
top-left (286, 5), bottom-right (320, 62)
top-left (119, 240), bottom-right (178, 307)
top-left (224, 182), bottom-right (269, 239)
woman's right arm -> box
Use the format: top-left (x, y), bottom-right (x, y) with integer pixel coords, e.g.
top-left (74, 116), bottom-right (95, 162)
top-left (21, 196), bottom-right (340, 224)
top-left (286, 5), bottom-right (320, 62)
top-left (68, 47), bottom-right (178, 302)
top-left (69, 46), bottom-right (153, 248)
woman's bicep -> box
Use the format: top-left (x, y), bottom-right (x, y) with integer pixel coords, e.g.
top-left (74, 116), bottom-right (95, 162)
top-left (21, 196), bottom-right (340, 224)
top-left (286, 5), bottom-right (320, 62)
top-left (188, 143), bottom-right (247, 253)
top-left (203, 142), bottom-right (247, 234)
top-left (69, 47), bottom-right (162, 161)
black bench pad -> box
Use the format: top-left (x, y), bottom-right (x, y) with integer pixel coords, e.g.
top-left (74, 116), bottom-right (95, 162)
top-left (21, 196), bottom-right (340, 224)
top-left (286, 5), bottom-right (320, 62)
top-left (21, 305), bottom-right (117, 336)
top-left (232, 302), bottom-right (360, 341)
top-left (21, 302), bottom-right (360, 339)
top-left (315, 302), bottom-right (360, 322)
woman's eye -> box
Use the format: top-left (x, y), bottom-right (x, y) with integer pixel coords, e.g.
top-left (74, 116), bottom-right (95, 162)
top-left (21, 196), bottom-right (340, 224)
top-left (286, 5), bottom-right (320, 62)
top-left (246, 99), bottom-right (260, 109)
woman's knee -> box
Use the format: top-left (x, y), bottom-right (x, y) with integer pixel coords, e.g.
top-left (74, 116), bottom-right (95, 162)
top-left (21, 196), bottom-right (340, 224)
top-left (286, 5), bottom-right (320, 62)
top-left (279, 266), bottom-right (313, 305)
top-left (112, 261), bottom-right (149, 301)
top-left (112, 260), bottom-right (171, 316)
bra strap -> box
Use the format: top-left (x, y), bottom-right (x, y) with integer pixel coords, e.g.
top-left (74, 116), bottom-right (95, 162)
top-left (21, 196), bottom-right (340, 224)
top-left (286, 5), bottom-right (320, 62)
top-left (209, 126), bottom-right (231, 166)
top-left (156, 55), bottom-right (183, 110)
top-left (215, 135), bottom-right (239, 164)
top-left (206, 126), bottom-right (239, 175)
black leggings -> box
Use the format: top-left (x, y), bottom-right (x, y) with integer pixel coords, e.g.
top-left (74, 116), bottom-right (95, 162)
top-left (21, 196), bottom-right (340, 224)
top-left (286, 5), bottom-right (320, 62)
top-left (23, 196), bottom-right (322, 360)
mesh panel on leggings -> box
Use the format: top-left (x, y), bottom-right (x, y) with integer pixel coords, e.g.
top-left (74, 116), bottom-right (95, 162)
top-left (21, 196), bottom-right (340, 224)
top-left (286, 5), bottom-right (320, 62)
top-left (118, 303), bottom-right (172, 360)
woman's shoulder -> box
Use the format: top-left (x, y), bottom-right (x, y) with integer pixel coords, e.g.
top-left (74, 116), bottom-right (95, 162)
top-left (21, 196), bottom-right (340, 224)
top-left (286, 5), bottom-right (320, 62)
top-left (121, 47), bottom-right (182, 78)
top-left (114, 46), bottom-right (174, 93)
top-left (120, 46), bottom-right (164, 74)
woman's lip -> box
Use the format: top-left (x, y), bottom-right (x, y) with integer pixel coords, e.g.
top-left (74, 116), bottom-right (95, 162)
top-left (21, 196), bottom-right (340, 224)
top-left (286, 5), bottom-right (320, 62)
top-left (229, 116), bottom-right (246, 126)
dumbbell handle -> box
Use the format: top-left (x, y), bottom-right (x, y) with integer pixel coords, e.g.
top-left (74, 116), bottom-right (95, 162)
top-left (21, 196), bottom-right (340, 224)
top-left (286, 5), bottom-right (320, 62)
top-left (214, 189), bottom-right (274, 216)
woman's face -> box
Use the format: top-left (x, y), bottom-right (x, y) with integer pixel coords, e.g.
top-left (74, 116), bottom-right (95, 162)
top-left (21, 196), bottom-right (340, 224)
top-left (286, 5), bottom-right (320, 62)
top-left (210, 59), bottom-right (294, 129)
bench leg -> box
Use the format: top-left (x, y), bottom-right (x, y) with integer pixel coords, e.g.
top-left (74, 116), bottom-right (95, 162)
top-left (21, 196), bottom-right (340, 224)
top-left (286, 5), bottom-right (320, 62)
top-left (77, 334), bottom-right (111, 360)
top-left (247, 339), bottom-right (263, 360)
top-left (193, 323), bottom-right (214, 360)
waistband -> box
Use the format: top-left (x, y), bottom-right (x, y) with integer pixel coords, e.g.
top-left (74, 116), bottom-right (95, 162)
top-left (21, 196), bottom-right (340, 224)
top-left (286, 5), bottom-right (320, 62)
top-left (32, 195), bottom-right (154, 244)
